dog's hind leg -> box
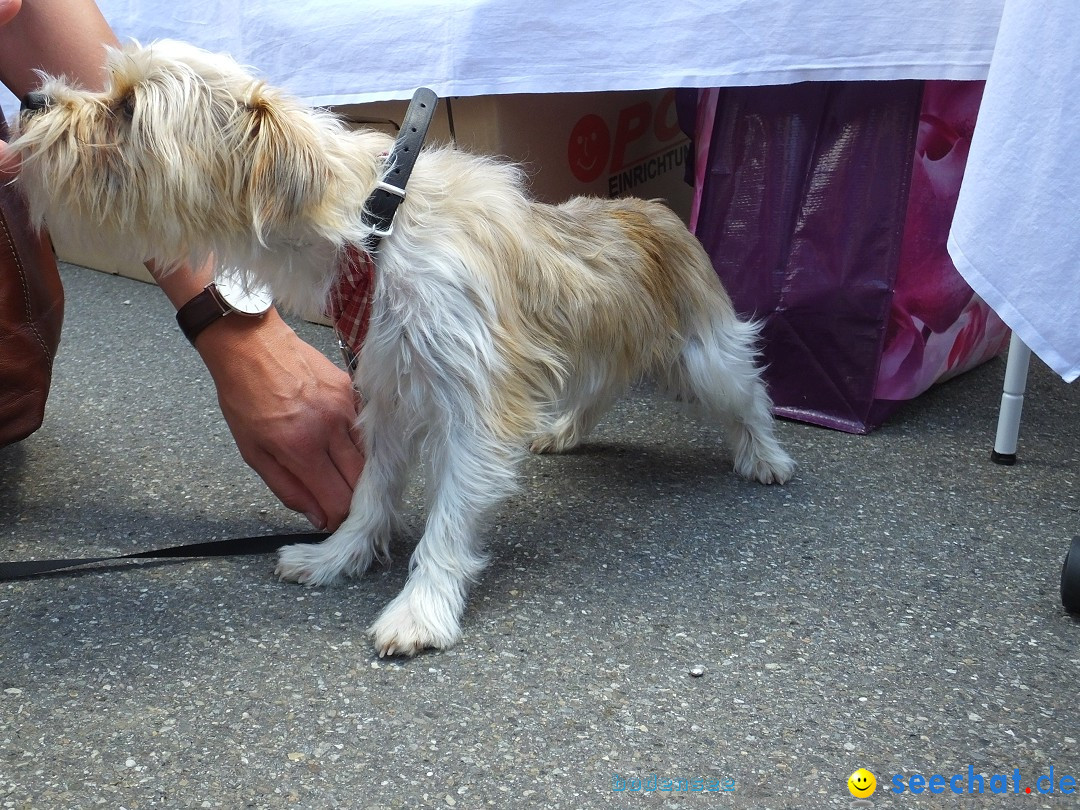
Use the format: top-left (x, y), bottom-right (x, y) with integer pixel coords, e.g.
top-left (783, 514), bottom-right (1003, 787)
top-left (529, 392), bottom-right (618, 454)
top-left (670, 317), bottom-right (795, 485)
top-left (275, 395), bottom-right (414, 586)
top-left (529, 398), bottom-right (611, 453)
top-left (369, 422), bottom-right (521, 657)
top-left (529, 360), bottom-right (622, 454)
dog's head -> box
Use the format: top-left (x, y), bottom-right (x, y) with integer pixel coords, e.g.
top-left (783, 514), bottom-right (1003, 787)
top-left (13, 40), bottom-right (335, 265)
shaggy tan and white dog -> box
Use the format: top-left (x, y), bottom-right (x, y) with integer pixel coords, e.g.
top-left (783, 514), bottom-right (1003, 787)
top-left (12, 40), bottom-right (795, 656)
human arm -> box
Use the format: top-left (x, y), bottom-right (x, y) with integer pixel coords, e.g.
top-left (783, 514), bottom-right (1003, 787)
top-left (152, 261), bottom-right (364, 533)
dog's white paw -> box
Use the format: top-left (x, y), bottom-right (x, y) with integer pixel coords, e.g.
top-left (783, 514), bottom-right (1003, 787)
top-left (737, 449), bottom-right (796, 486)
top-left (275, 541), bottom-right (359, 587)
top-left (369, 590), bottom-right (462, 658)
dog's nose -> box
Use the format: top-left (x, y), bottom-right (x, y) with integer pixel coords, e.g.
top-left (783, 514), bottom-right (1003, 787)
top-left (20, 92), bottom-right (52, 115)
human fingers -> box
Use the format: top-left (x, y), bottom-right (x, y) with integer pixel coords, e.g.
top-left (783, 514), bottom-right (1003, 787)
top-left (0, 0), bottom-right (22, 27)
top-left (277, 442), bottom-right (357, 532)
top-left (242, 444), bottom-right (329, 530)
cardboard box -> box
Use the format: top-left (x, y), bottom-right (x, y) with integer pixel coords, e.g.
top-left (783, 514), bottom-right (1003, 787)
top-left (336, 89), bottom-right (693, 217)
top-left (59, 89), bottom-right (692, 282)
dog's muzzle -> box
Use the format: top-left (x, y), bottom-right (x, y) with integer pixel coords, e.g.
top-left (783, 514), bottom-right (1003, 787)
top-left (20, 92), bottom-right (52, 116)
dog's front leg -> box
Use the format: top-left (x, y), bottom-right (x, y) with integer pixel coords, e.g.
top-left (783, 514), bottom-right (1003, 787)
top-left (370, 426), bottom-right (520, 657)
top-left (275, 399), bottom-right (412, 586)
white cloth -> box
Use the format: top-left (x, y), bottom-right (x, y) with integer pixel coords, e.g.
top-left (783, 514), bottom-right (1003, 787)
top-left (2, 0), bottom-right (1003, 119)
top-left (948, 0), bottom-right (1080, 383)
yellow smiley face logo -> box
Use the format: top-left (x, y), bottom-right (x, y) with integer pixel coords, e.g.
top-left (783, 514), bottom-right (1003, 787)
top-left (848, 768), bottom-right (877, 798)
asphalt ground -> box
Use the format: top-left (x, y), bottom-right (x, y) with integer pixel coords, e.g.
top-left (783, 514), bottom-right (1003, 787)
top-left (2, 264), bottom-right (1078, 809)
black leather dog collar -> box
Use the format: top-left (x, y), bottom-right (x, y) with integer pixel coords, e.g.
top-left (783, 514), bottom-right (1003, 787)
top-left (361, 87), bottom-right (439, 250)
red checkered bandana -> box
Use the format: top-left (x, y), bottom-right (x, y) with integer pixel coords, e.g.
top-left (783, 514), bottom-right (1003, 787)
top-left (326, 244), bottom-right (376, 363)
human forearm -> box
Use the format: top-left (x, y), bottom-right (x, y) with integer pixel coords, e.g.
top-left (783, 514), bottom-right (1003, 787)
top-left (0, 0), bottom-right (117, 98)
top-left (146, 258), bottom-right (215, 309)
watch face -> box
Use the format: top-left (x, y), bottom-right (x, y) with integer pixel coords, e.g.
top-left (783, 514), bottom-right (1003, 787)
top-left (214, 271), bottom-right (274, 315)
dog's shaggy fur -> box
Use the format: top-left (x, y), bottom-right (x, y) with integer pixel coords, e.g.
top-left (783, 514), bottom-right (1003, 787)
top-left (12, 40), bottom-right (795, 656)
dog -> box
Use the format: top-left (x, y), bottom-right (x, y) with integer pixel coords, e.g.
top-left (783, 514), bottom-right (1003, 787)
top-left (12, 40), bottom-right (795, 656)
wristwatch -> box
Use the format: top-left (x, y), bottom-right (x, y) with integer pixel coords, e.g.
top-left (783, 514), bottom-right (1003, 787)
top-left (175, 275), bottom-right (274, 345)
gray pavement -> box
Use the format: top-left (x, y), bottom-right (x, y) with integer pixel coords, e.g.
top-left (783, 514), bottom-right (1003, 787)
top-left (2, 264), bottom-right (1078, 809)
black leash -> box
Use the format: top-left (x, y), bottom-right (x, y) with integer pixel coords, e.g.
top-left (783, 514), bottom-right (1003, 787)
top-left (0, 531), bottom-right (328, 580)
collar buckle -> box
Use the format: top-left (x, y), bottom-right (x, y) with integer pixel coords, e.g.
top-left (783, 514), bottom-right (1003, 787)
top-left (360, 87), bottom-right (438, 251)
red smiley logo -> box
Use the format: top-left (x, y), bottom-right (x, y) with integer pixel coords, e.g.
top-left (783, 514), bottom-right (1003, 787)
top-left (567, 114), bottom-right (611, 183)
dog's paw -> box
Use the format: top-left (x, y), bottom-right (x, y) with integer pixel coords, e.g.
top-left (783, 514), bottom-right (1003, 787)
top-left (529, 435), bottom-right (557, 454)
top-left (738, 451), bottom-right (796, 486)
top-left (369, 591), bottom-right (461, 658)
top-left (275, 542), bottom-right (349, 587)
top-left (529, 432), bottom-right (578, 454)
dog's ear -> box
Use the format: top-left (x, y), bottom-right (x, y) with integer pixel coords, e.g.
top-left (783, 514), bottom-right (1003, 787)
top-left (244, 88), bottom-right (328, 238)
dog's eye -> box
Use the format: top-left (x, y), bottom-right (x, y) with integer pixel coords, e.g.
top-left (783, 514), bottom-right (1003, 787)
top-left (118, 93), bottom-right (136, 119)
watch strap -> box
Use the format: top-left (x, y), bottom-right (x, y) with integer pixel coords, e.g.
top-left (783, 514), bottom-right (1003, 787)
top-left (176, 284), bottom-right (229, 345)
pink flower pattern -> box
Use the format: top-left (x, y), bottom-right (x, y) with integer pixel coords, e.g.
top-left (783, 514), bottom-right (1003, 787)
top-left (875, 81), bottom-right (1010, 402)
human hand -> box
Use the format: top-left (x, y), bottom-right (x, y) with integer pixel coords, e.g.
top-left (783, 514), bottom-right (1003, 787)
top-left (194, 310), bottom-right (364, 531)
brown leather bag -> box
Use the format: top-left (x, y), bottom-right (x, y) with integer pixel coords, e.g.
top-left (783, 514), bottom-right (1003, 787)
top-left (0, 118), bottom-right (64, 447)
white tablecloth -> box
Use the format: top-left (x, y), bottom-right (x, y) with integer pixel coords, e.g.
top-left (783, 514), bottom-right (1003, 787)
top-left (948, 0), bottom-right (1080, 383)
top-left (3, 0), bottom-right (1003, 118)
top-left (22, 1), bottom-right (1078, 385)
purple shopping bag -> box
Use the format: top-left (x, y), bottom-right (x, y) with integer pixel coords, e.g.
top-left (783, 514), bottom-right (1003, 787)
top-left (692, 81), bottom-right (1007, 433)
